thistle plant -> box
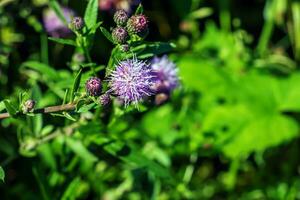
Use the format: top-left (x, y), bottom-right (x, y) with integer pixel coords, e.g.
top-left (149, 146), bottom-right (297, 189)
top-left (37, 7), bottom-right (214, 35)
top-left (0, 3), bottom-right (179, 192)
top-left (0, 4), bottom-right (178, 120)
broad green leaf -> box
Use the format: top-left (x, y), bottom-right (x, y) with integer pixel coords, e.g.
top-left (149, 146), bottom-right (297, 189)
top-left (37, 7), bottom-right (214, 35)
top-left (222, 115), bottom-right (299, 159)
top-left (84, 0), bottom-right (98, 29)
top-left (48, 37), bottom-right (77, 46)
top-left (0, 166), bottom-right (5, 182)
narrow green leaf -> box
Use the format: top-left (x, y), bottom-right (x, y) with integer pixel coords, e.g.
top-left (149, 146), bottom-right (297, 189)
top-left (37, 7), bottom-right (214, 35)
top-left (65, 137), bottom-right (98, 163)
top-left (33, 167), bottom-right (51, 200)
top-left (61, 177), bottom-right (81, 200)
top-left (0, 101), bottom-right (5, 113)
top-left (135, 4), bottom-right (144, 14)
top-left (77, 103), bottom-right (96, 113)
top-left (48, 37), bottom-right (77, 46)
top-left (63, 112), bottom-right (77, 121)
top-left (137, 42), bottom-right (176, 59)
top-left (103, 141), bottom-right (171, 179)
top-left (84, 0), bottom-right (98, 29)
top-left (21, 61), bottom-right (58, 81)
top-left (88, 21), bottom-right (102, 34)
top-left (70, 68), bottom-right (82, 102)
top-left (49, 0), bottom-right (67, 25)
top-left (0, 166), bottom-right (5, 182)
top-left (4, 100), bottom-right (17, 116)
top-left (63, 89), bottom-right (70, 105)
top-left (100, 27), bottom-right (114, 43)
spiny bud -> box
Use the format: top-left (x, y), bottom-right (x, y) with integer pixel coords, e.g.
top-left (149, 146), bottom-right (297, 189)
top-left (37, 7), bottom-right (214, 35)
top-left (71, 17), bottom-right (84, 30)
top-left (112, 27), bottom-right (129, 44)
top-left (99, 93), bottom-right (111, 106)
top-left (23, 99), bottom-right (36, 113)
top-left (86, 77), bottom-right (102, 97)
top-left (113, 10), bottom-right (129, 26)
top-left (120, 44), bottom-right (129, 52)
top-left (126, 14), bottom-right (148, 35)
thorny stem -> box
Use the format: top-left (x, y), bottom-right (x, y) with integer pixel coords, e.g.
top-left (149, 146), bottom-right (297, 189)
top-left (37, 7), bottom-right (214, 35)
top-left (0, 103), bottom-right (76, 120)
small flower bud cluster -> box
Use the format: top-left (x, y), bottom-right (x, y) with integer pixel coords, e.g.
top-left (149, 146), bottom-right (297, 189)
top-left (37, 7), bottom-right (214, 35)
top-left (70, 17), bottom-right (84, 31)
top-left (86, 77), bottom-right (102, 97)
top-left (111, 9), bottom-right (149, 45)
top-left (22, 99), bottom-right (36, 113)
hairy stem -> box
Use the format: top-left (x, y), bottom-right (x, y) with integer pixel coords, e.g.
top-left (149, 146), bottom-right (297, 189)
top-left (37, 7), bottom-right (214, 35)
top-left (0, 103), bottom-right (76, 120)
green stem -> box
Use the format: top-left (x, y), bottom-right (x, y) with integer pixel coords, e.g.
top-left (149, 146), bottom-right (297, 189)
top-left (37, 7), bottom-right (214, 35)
top-left (257, 19), bottom-right (274, 56)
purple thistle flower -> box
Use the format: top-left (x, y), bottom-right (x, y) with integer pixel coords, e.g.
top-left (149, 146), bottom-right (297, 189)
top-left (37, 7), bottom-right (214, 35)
top-left (108, 58), bottom-right (155, 106)
top-left (151, 55), bottom-right (179, 93)
top-left (86, 77), bottom-right (102, 97)
top-left (43, 7), bottom-right (74, 38)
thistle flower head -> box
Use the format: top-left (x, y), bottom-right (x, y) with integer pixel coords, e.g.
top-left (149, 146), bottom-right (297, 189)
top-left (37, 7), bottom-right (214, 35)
top-left (108, 58), bottom-right (155, 106)
top-left (151, 55), bottom-right (179, 93)
top-left (126, 14), bottom-right (148, 35)
top-left (43, 7), bottom-right (74, 37)
top-left (114, 10), bottom-right (129, 26)
top-left (22, 99), bottom-right (36, 113)
top-left (70, 16), bottom-right (84, 30)
top-left (86, 77), bottom-right (102, 97)
top-left (112, 27), bottom-right (129, 44)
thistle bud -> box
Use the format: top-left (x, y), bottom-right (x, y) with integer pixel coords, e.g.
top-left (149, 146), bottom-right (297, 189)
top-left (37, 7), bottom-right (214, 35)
top-left (120, 44), bottom-right (129, 52)
top-left (126, 14), bottom-right (148, 36)
top-left (23, 99), bottom-right (36, 113)
top-left (70, 17), bottom-right (84, 30)
top-left (86, 77), bottom-right (102, 97)
top-left (113, 10), bottom-right (129, 26)
top-left (99, 93), bottom-right (111, 106)
top-left (112, 27), bottom-right (129, 44)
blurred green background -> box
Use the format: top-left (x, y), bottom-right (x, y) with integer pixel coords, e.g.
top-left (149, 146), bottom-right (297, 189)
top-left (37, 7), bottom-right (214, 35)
top-left (1, 0), bottom-right (300, 199)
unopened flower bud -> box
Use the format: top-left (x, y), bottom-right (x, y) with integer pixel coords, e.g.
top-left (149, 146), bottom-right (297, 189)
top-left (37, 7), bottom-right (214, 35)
top-left (113, 10), bottom-right (129, 26)
top-left (112, 27), bottom-right (129, 44)
top-left (71, 16), bottom-right (84, 30)
top-left (99, 93), bottom-right (111, 106)
top-left (23, 99), bottom-right (36, 113)
top-left (86, 77), bottom-right (102, 97)
top-left (120, 44), bottom-right (129, 52)
top-left (126, 14), bottom-right (148, 36)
